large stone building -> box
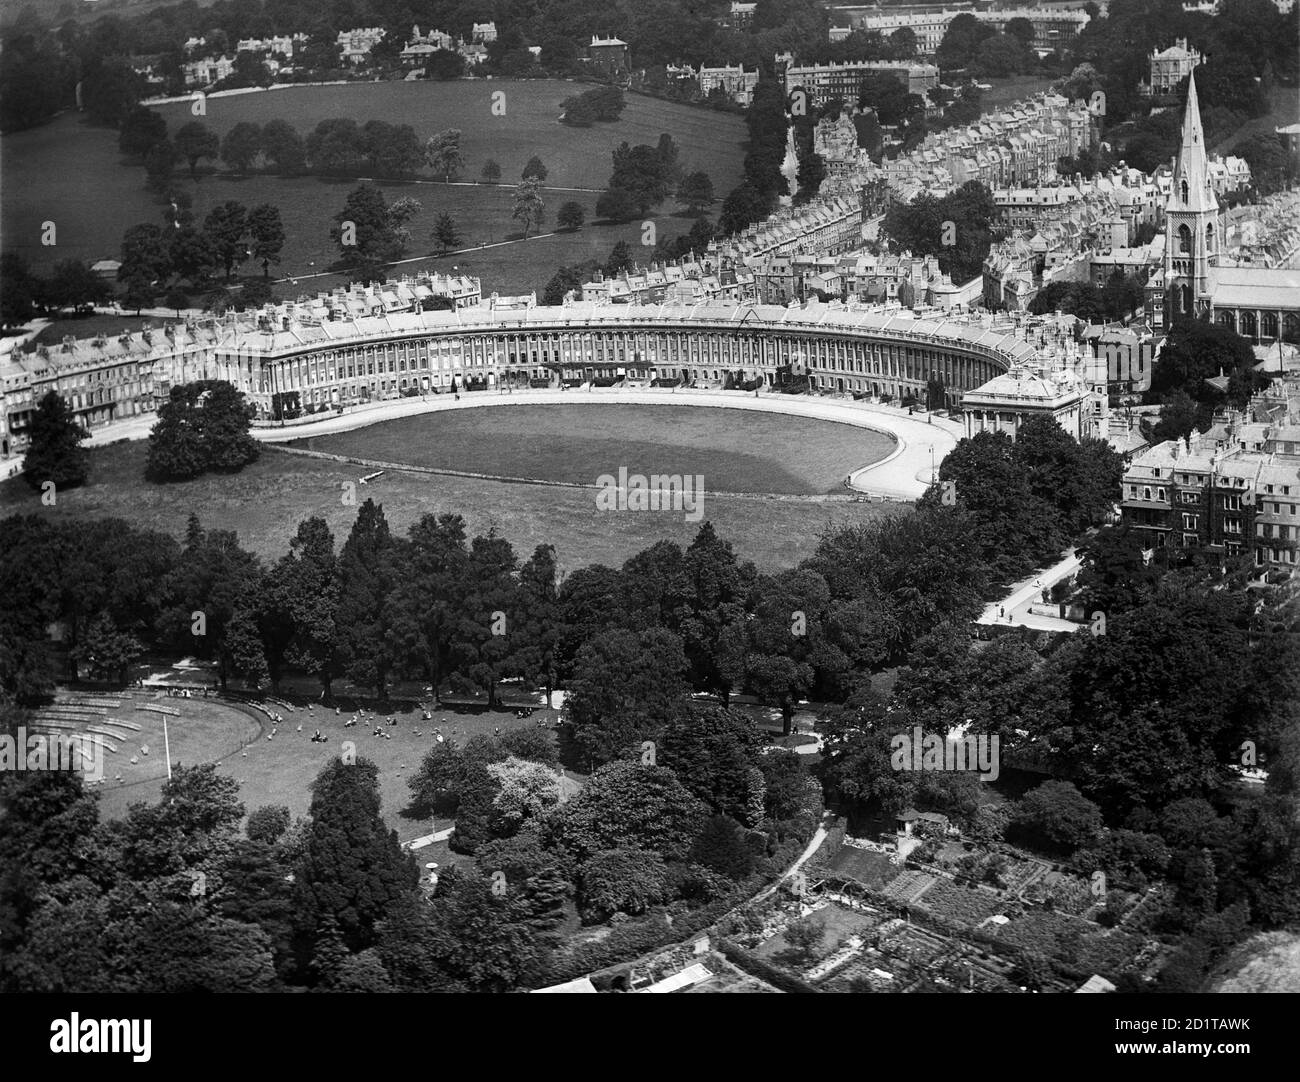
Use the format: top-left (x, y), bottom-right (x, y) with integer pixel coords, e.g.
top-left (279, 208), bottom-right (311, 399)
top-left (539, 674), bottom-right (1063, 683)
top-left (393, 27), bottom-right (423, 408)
top-left (1145, 38), bottom-right (1201, 96)
top-left (2, 288), bottom-right (1061, 456)
top-left (961, 362), bottom-right (1091, 441)
top-left (784, 60), bottom-right (940, 106)
top-left (1121, 404), bottom-right (1300, 577)
top-left (825, 6), bottom-right (1092, 56)
top-left (1162, 73), bottom-right (1300, 342)
top-left (697, 64), bottom-right (760, 106)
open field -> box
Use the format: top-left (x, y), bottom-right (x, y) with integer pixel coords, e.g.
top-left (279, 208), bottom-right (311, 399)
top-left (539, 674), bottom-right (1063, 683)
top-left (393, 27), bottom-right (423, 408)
top-left (978, 75), bottom-right (1058, 112)
top-left (291, 403), bottom-right (896, 495)
top-left (1, 81), bottom-right (747, 295)
top-left (0, 437), bottom-right (901, 573)
top-left (89, 692), bottom-right (561, 843)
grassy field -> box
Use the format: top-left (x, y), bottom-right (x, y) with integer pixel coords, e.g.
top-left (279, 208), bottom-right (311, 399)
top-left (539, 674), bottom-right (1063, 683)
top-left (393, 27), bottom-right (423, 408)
top-left (0, 437), bottom-right (901, 573)
top-left (1, 81), bottom-right (747, 296)
top-left (978, 75), bottom-right (1058, 112)
top-left (291, 404), bottom-right (896, 495)
top-left (90, 691), bottom-right (561, 843)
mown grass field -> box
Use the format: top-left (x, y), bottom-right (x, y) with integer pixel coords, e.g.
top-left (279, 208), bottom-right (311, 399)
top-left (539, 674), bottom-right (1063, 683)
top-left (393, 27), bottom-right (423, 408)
top-left (91, 693), bottom-right (556, 841)
top-left (1, 81), bottom-right (747, 296)
top-left (291, 403), bottom-right (896, 495)
top-left (0, 435), bottom-right (901, 574)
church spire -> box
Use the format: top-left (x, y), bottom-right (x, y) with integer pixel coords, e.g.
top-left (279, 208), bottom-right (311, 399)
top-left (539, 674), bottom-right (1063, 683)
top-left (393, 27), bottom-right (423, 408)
top-left (1171, 71), bottom-right (1217, 214)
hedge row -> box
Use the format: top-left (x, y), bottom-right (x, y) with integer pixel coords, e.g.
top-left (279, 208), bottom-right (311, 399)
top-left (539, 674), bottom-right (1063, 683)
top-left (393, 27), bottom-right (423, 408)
top-left (715, 939), bottom-right (820, 993)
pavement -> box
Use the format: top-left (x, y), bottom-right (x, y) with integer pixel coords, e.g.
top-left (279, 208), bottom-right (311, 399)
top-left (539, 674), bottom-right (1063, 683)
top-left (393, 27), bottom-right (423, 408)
top-left (976, 548), bottom-right (1085, 632)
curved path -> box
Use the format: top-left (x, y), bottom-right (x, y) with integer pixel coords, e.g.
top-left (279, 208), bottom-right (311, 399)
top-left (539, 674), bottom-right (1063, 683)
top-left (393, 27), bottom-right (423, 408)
top-left (255, 386), bottom-right (963, 501)
top-left (3, 387), bottom-right (961, 500)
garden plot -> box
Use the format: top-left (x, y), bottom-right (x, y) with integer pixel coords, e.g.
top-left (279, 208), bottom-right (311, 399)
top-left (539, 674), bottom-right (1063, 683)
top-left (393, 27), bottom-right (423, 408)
top-left (918, 879), bottom-right (1007, 927)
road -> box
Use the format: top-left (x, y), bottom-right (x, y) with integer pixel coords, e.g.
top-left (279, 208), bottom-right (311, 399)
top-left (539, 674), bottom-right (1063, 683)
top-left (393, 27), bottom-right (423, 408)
top-left (976, 548), bottom-right (1085, 632)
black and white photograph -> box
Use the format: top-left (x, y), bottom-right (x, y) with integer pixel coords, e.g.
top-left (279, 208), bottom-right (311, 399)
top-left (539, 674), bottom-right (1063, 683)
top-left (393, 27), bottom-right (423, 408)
top-left (0, 0), bottom-right (1298, 1055)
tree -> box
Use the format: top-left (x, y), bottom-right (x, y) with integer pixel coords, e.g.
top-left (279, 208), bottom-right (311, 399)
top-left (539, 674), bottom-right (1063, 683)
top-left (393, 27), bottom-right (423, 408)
top-left (566, 627), bottom-right (689, 766)
top-left (119, 106), bottom-right (168, 160)
top-left (487, 756), bottom-right (563, 835)
top-left (1012, 780), bottom-right (1104, 855)
top-left (331, 183), bottom-right (418, 278)
top-left (677, 171), bottom-right (715, 214)
top-left (521, 155), bottom-right (548, 182)
top-left (718, 182), bottom-right (771, 235)
top-left (261, 119), bottom-right (306, 175)
top-left (163, 288), bottom-right (190, 317)
top-left (246, 204), bottom-right (284, 277)
top-left (603, 142), bottom-right (671, 216)
top-left (425, 129), bottom-right (464, 182)
top-left (660, 705), bottom-right (766, 825)
top-left (305, 117), bottom-right (364, 174)
top-left (335, 499), bottom-right (396, 698)
top-left (145, 380), bottom-right (258, 481)
top-left (157, 520), bottom-right (264, 690)
top-left (0, 254), bottom-right (38, 327)
top-left (595, 186), bottom-right (639, 223)
top-left (690, 814), bottom-right (757, 879)
top-left (481, 158), bottom-right (501, 184)
top-left (119, 222), bottom-right (172, 286)
top-left (604, 240), bottom-right (633, 277)
top-left (268, 517), bottom-right (341, 697)
top-left (783, 917), bottom-right (824, 963)
top-left (431, 213), bottom-right (461, 254)
top-left (44, 260), bottom-right (110, 312)
top-left (82, 58), bottom-right (142, 127)
top-left (120, 274), bottom-right (156, 315)
top-left (246, 805), bottom-right (291, 844)
top-left (362, 121), bottom-right (424, 179)
top-left (512, 177), bottom-right (546, 239)
top-left (295, 757), bottom-right (419, 951)
top-left (546, 760), bottom-right (707, 864)
top-left (578, 849), bottom-right (668, 922)
top-left (174, 121), bottom-right (220, 179)
top-left (1004, 18), bottom-right (1036, 48)
top-left (22, 392), bottom-right (88, 491)
top-left (561, 94), bottom-right (596, 127)
top-left (556, 201), bottom-right (585, 231)
top-left (202, 201), bottom-right (250, 280)
top-left (70, 613), bottom-right (142, 683)
top-left (220, 122), bottom-right (262, 172)
top-left (143, 139), bottom-right (179, 195)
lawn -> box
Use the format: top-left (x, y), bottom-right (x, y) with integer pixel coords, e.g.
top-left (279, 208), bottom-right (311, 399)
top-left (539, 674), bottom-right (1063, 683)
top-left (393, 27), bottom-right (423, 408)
top-left (978, 75), bottom-right (1058, 112)
top-left (91, 690), bottom-right (560, 844)
top-left (1, 81), bottom-right (747, 296)
top-left (0, 438), bottom-right (900, 574)
top-left (290, 403), bottom-right (897, 495)
top-left (39, 693), bottom-right (258, 794)
top-left (825, 844), bottom-right (901, 891)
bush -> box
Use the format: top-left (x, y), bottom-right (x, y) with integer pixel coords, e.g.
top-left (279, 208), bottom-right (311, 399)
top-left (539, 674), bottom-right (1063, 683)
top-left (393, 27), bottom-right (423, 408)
top-left (716, 939), bottom-right (820, 993)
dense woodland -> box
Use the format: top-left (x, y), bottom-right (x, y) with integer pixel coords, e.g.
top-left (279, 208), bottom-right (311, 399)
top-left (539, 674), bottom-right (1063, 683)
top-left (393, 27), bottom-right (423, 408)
top-left (2, 386), bottom-right (1299, 990)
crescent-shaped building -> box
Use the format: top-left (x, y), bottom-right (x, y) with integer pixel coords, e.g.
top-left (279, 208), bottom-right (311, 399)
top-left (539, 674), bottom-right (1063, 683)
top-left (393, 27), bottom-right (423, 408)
top-left (0, 277), bottom-right (1055, 457)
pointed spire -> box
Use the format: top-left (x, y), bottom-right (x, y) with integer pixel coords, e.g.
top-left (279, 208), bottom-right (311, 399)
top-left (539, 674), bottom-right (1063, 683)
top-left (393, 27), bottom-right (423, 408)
top-left (1171, 71), bottom-right (1217, 213)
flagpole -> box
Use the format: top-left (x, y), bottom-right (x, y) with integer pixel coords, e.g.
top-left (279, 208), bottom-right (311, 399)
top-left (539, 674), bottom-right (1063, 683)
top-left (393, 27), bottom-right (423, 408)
top-left (163, 715), bottom-right (172, 782)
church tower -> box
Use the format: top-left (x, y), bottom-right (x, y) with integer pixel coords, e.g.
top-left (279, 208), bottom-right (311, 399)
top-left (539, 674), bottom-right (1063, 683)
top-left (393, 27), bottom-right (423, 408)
top-left (1164, 72), bottom-right (1220, 326)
